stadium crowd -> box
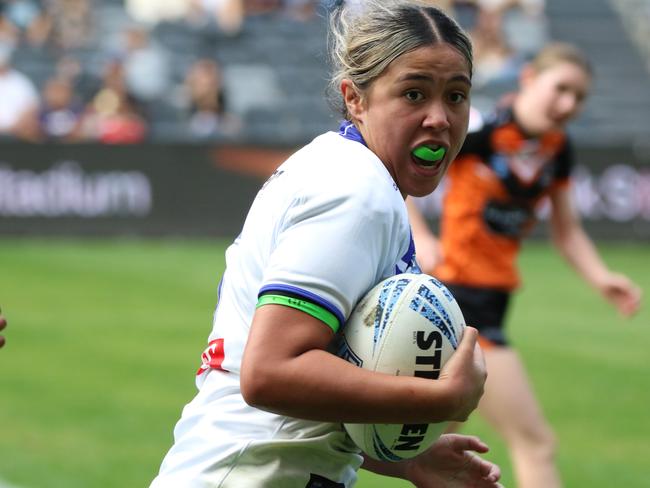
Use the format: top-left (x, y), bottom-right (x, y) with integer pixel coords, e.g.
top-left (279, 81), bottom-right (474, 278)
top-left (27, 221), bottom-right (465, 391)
top-left (0, 0), bottom-right (548, 144)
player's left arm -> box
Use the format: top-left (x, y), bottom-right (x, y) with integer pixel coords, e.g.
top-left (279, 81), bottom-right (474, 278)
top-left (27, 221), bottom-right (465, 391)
top-left (549, 186), bottom-right (642, 316)
top-left (361, 434), bottom-right (502, 487)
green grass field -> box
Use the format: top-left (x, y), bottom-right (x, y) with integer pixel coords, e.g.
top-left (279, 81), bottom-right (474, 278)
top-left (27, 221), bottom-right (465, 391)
top-left (0, 239), bottom-right (648, 488)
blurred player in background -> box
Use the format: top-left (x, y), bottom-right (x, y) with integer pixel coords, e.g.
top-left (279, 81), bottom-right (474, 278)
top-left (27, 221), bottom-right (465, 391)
top-left (408, 42), bottom-right (643, 488)
top-left (150, 1), bottom-right (503, 487)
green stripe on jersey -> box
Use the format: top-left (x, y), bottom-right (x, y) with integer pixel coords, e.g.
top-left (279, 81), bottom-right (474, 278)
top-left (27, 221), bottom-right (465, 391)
top-left (256, 294), bottom-right (340, 333)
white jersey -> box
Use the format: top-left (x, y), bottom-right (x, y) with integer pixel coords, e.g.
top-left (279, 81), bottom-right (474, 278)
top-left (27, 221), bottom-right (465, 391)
top-left (0, 68), bottom-right (38, 132)
top-left (151, 131), bottom-right (419, 488)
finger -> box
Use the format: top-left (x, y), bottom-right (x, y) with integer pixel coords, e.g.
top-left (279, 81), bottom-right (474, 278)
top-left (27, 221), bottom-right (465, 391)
top-left (621, 299), bottom-right (639, 317)
top-left (462, 451), bottom-right (501, 484)
top-left (480, 458), bottom-right (501, 482)
top-left (474, 339), bottom-right (486, 367)
top-left (440, 327), bottom-right (478, 373)
top-left (618, 292), bottom-right (641, 317)
top-left (0, 316), bottom-right (6, 331)
top-left (626, 286), bottom-right (642, 312)
top-left (458, 326), bottom-right (478, 353)
top-left (461, 454), bottom-right (501, 486)
top-left (440, 433), bottom-right (490, 454)
top-left (0, 335), bottom-right (5, 348)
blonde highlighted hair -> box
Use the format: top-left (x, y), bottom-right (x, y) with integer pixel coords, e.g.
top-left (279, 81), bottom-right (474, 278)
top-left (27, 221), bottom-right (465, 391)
top-left (327, 0), bottom-right (473, 118)
top-left (529, 42), bottom-right (592, 76)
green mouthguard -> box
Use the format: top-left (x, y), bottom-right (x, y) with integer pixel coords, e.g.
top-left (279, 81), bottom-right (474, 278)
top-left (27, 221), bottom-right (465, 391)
top-left (412, 146), bottom-right (446, 162)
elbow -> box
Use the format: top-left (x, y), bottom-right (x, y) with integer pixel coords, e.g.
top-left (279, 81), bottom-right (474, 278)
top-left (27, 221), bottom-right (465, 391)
top-left (240, 362), bottom-right (277, 410)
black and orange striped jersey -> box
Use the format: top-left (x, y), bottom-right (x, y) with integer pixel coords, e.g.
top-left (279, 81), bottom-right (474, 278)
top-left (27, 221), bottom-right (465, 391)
top-left (435, 106), bottom-right (574, 290)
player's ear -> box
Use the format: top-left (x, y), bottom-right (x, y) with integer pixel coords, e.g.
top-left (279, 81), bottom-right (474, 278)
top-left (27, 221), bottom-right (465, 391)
top-left (341, 79), bottom-right (365, 120)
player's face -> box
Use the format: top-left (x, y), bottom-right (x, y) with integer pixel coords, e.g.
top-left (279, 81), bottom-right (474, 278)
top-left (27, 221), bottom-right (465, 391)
top-left (516, 61), bottom-right (591, 135)
top-left (353, 44), bottom-right (471, 198)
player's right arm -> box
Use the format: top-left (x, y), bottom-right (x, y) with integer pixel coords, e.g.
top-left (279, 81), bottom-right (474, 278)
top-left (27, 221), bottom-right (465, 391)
top-left (240, 304), bottom-right (486, 425)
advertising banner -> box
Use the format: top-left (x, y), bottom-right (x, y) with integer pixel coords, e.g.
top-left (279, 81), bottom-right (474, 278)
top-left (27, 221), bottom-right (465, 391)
top-left (0, 144), bottom-right (268, 237)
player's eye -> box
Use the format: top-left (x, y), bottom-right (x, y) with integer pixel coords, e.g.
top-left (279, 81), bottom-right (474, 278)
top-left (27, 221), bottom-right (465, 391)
top-left (448, 91), bottom-right (468, 104)
top-left (557, 83), bottom-right (570, 93)
top-left (405, 90), bottom-right (424, 103)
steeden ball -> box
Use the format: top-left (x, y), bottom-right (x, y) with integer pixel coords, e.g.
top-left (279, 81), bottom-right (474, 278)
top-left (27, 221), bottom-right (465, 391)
top-left (336, 272), bottom-right (466, 462)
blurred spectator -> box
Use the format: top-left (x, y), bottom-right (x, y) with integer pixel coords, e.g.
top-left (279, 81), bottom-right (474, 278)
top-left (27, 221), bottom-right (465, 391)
top-left (126, 0), bottom-right (243, 34)
top-left (450, 0), bottom-right (480, 30)
top-left (38, 76), bottom-right (84, 141)
top-left (470, 5), bottom-right (520, 87)
top-left (1, 1), bottom-right (49, 47)
top-left (500, 0), bottom-right (548, 57)
top-left (0, 11), bottom-right (20, 45)
top-left (54, 54), bottom-right (82, 80)
top-left (187, 0), bottom-right (244, 34)
top-left (244, 0), bottom-right (319, 19)
top-left (0, 40), bottom-right (40, 140)
top-left (23, 7), bottom-right (52, 46)
top-left (117, 24), bottom-right (171, 102)
top-left (179, 58), bottom-right (241, 139)
top-left (469, 0), bottom-right (548, 56)
top-left (283, 0), bottom-right (317, 21)
top-left (444, 0), bottom-right (530, 88)
top-left (40, 0), bottom-right (96, 51)
top-left (1, 0), bottom-right (48, 45)
top-left (125, 0), bottom-right (188, 25)
top-left (52, 54), bottom-right (101, 104)
top-left (2, 0), bottom-right (40, 31)
top-left (243, 0), bottom-right (282, 16)
top-left (80, 59), bottom-right (148, 144)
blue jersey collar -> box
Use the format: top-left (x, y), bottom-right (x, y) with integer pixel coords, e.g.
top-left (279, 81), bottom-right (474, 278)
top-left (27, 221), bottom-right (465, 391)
top-left (338, 120), bottom-right (367, 146)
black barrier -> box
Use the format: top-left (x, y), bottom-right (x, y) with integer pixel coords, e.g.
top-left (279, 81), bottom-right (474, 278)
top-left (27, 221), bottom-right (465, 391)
top-left (0, 144), bottom-right (266, 237)
top-left (0, 143), bottom-right (649, 240)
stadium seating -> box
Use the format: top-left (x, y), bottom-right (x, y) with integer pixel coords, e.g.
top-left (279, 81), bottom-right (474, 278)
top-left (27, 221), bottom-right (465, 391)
top-left (8, 0), bottom-right (650, 147)
top-left (546, 0), bottom-right (650, 146)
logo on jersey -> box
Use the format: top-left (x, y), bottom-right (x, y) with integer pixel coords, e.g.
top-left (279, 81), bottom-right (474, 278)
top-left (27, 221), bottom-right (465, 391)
top-left (197, 338), bottom-right (228, 375)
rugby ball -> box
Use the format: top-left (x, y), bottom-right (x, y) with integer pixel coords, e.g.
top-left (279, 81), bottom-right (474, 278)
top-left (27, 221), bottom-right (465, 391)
top-left (337, 273), bottom-right (465, 462)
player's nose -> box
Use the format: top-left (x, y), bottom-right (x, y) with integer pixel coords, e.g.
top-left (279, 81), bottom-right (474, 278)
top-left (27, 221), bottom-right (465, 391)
top-left (423, 101), bottom-right (451, 131)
